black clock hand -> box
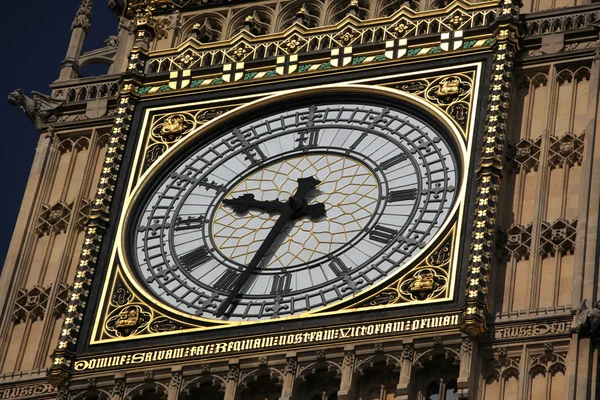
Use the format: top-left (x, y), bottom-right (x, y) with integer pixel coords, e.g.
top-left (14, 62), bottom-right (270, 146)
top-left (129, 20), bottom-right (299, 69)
top-left (222, 194), bottom-right (287, 214)
top-left (215, 177), bottom-right (324, 317)
top-left (223, 194), bottom-right (326, 219)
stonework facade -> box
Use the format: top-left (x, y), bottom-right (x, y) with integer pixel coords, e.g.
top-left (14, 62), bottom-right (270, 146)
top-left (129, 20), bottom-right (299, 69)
top-left (1, 0), bottom-right (599, 399)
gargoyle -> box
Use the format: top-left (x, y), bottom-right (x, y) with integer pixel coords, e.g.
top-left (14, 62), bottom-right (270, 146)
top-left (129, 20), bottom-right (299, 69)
top-left (574, 299), bottom-right (600, 339)
top-left (7, 89), bottom-right (64, 130)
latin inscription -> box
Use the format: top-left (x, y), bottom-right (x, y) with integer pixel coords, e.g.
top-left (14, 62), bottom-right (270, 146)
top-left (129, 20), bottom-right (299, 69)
top-left (76, 314), bottom-right (460, 372)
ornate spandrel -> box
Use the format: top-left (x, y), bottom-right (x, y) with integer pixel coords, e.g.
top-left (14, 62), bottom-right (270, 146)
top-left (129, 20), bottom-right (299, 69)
top-left (353, 228), bottom-right (456, 310)
top-left (385, 70), bottom-right (475, 135)
top-left (97, 265), bottom-right (198, 341)
top-left (140, 105), bottom-right (232, 177)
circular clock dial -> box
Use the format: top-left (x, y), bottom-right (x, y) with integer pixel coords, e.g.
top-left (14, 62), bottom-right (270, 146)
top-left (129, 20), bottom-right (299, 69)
top-left (131, 102), bottom-right (459, 321)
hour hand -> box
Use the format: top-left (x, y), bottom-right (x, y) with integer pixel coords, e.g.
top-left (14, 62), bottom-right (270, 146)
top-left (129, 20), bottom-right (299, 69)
top-left (223, 194), bottom-right (288, 214)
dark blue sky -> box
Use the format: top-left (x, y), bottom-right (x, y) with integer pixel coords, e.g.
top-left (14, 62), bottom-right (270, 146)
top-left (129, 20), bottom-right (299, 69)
top-left (0, 1), bottom-right (118, 270)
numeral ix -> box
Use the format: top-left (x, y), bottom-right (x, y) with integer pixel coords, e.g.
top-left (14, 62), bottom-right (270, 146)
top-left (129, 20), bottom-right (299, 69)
top-left (179, 246), bottom-right (212, 272)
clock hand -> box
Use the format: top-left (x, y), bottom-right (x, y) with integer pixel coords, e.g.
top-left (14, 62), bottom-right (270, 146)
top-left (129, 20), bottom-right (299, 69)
top-left (222, 194), bottom-right (326, 218)
top-left (222, 194), bottom-right (287, 214)
top-left (215, 177), bottom-right (324, 317)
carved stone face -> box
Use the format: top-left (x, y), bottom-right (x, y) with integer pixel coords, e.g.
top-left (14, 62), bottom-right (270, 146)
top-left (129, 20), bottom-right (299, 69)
top-left (7, 89), bottom-right (24, 108)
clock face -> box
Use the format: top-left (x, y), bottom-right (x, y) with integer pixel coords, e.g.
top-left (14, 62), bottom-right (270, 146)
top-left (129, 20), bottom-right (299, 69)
top-left (130, 102), bottom-right (459, 321)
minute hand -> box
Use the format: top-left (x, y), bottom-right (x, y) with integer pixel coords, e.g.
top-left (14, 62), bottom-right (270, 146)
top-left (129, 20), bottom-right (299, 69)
top-left (215, 177), bottom-right (322, 317)
top-left (215, 205), bottom-right (295, 317)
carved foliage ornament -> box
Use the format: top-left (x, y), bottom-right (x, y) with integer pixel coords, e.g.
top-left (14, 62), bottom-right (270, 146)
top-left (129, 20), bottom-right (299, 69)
top-left (395, 73), bottom-right (474, 131)
top-left (361, 233), bottom-right (453, 307)
top-left (102, 272), bottom-right (193, 339)
top-left (144, 108), bottom-right (228, 173)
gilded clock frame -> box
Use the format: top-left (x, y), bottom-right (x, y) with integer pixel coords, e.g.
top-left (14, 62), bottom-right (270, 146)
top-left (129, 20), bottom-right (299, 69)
top-left (88, 62), bottom-right (482, 344)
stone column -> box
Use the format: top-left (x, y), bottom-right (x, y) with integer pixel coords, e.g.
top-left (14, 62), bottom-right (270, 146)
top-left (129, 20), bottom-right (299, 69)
top-left (111, 375), bottom-right (125, 400)
top-left (457, 336), bottom-right (476, 399)
top-left (59, 0), bottom-right (93, 81)
top-left (338, 346), bottom-right (355, 400)
top-left (280, 352), bottom-right (297, 400)
top-left (168, 368), bottom-right (182, 400)
top-left (109, 17), bottom-right (135, 75)
top-left (224, 361), bottom-right (240, 400)
top-left (396, 341), bottom-right (414, 400)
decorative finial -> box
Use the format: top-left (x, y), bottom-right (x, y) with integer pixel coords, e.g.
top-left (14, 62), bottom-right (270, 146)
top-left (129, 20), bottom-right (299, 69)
top-left (243, 15), bottom-right (255, 31)
top-left (296, 4), bottom-right (308, 25)
top-left (71, 0), bottom-right (93, 32)
top-left (348, 0), bottom-right (360, 17)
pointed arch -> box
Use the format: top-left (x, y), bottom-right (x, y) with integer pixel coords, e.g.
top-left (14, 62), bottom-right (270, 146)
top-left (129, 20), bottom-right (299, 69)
top-left (275, 1), bottom-right (324, 31)
top-left (226, 6), bottom-right (275, 39)
top-left (180, 12), bottom-right (227, 44)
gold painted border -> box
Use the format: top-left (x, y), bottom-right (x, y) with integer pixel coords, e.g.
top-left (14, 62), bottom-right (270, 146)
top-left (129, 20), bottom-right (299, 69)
top-left (90, 63), bottom-right (482, 344)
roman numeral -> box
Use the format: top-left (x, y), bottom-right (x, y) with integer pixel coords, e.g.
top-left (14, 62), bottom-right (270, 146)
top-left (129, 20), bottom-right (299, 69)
top-left (214, 270), bottom-right (240, 291)
top-left (329, 257), bottom-right (350, 276)
top-left (178, 246), bottom-right (212, 272)
top-left (174, 215), bottom-right (204, 231)
top-left (370, 225), bottom-right (398, 244)
top-left (198, 178), bottom-right (224, 192)
top-left (388, 189), bottom-right (418, 203)
top-left (296, 128), bottom-right (320, 149)
top-left (271, 273), bottom-right (292, 295)
top-left (233, 128), bottom-right (267, 166)
top-left (379, 153), bottom-right (408, 170)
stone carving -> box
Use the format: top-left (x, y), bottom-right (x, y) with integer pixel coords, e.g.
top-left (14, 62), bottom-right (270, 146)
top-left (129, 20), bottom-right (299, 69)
top-left (482, 349), bottom-right (520, 384)
top-left (461, 337), bottom-right (473, 355)
top-left (227, 365), bottom-right (240, 382)
top-left (505, 223), bottom-right (533, 260)
top-left (401, 344), bottom-right (414, 362)
top-left (111, 379), bottom-right (125, 396)
top-left (53, 282), bottom-right (73, 317)
top-left (12, 285), bottom-right (51, 323)
top-left (526, 9), bottom-right (599, 36)
top-left (507, 136), bottom-right (542, 172)
top-left (72, 0), bottom-right (93, 31)
top-left (574, 299), bottom-right (600, 339)
top-left (105, 35), bottom-right (119, 47)
top-left (343, 351), bottom-right (355, 367)
top-left (199, 364), bottom-right (211, 373)
top-left (284, 357), bottom-right (297, 375)
top-left (0, 383), bottom-right (57, 399)
top-left (36, 201), bottom-right (72, 235)
top-left (539, 218), bottom-right (577, 257)
top-left (548, 132), bottom-right (584, 169)
top-left (495, 321), bottom-right (571, 338)
top-left (529, 350), bottom-right (566, 377)
top-left (8, 89), bottom-right (63, 130)
top-left (170, 372), bottom-right (182, 388)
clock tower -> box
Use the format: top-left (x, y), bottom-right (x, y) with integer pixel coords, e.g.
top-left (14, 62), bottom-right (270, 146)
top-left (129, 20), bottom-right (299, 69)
top-left (2, 0), bottom-right (600, 399)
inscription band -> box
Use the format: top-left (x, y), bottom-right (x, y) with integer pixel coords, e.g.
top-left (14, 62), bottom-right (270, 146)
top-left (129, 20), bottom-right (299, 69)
top-left (77, 314), bottom-right (460, 372)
